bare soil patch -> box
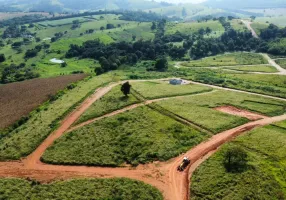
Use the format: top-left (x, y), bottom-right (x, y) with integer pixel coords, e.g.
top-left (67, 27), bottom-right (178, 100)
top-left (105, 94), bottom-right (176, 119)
top-left (0, 74), bottom-right (86, 129)
top-left (214, 106), bottom-right (268, 120)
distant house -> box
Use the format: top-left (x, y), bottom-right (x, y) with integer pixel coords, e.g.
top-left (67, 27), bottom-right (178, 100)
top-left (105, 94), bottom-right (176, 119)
top-left (169, 79), bottom-right (183, 85)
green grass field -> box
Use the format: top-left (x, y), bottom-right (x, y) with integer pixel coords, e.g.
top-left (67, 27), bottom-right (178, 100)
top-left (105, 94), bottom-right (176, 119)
top-left (0, 178), bottom-right (163, 200)
top-left (230, 19), bottom-right (248, 31)
top-left (76, 81), bottom-right (212, 125)
top-left (75, 85), bottom-right (141, 125)
top-left (191, 122), bottom-right (286, 199)
top-left (42, 106), bottom-right (208, 166)
top-left (0, 15), bottom-right (154, 78)
top-left (188, 68), bottom-right (286, 98)
top-left (251, 22), bottom-right (269, 35)
top-left (132, 81), bottom-right (212, 99)
top-left (165, 20), bottom-right (224, 37)
top-left (157, 90), bottom-right (286, 133)
top-left (181, 53), bottom-right (268, 67)
top-left (223, 65), bottom-right (278, 73)
top-left (255, 16), bottom-right (286, 27)
top-left (276, 59), bottom-right (286, 69)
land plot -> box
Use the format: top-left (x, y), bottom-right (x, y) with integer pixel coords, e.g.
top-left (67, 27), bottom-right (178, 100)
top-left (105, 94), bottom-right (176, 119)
top-left (191, 122), bottom-right (286, 199)
top-left (42, 106), bottom-right (208, 166)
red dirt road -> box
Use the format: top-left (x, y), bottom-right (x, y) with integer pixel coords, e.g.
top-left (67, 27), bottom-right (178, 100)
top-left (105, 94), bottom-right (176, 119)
top-left (0, 80), bottom-right (286, 200)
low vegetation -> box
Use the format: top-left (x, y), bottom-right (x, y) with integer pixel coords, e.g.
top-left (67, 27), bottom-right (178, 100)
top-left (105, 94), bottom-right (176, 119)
top-left (189, 69), bottom-right (286, 98)
top-left (132, 81), bottom-right (212, 99)
top-left (157, 90), bottom-right (286, 133)
top-left (0, 74), bottom-right (86, 130)
top-left (42, 106), bottom-right (208, 166)
top-left (75, 85), bottom-right (141, 125)
top-left (0, 178), bottom-right (163, 200)
top-left (180, 52), bottom-right (267, 67)
top-left (223, 65), bottom-right (278, 73)
top-left (191, 122), bottom-right (286, 199)
top-left (76, 81), bottom-right (212, 124)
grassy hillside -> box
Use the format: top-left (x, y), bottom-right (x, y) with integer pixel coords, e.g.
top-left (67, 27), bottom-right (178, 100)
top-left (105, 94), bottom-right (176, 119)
top-left (0, 14), bottom-right (154, 78)
top-left (166, 20), bottom-right (224, 36)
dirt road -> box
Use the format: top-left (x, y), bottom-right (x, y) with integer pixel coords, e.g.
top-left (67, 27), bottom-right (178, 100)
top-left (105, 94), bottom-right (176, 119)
top-left (262, 53), bottom-right (286, 75)
top-left (241, 20), bottom-right (259, 38)
top-left (0, 79), bottom-right (286, 200)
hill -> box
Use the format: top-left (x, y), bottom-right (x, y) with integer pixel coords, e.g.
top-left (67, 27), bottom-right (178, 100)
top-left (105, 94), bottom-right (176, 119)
top-left (0, 0), bottom-right (174, 12)
top-left (204, 0), bottom-right (286, 9)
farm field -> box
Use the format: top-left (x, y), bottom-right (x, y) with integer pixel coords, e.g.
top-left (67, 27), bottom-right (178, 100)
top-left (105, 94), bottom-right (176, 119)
top-left (190, 121), bottom-right (286, 199)
top-left (165, 20), bottom-right (224, 36)
top-left (42, 106), bottom-right (208, 166)
top-left (157, 90), bottom-right (286, 133)
top-left (0, 74), bottom-right (86, 130)
top-left (0, 73), bottom-right (115, 160)
top-left (0, 178), bottom-right (163, 200)
top-left (180, 52), bottom-right (268, 67)
top-left (223, 65), bottom-right (278, 73)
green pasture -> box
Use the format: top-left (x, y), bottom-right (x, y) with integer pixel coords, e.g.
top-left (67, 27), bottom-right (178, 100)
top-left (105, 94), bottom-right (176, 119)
top-left (132, 80), bottom-right (212, 99)
top-left (181, 52), bottom-right (268, 67)
top-left (165, 20), bottom-right (224, 36)
top-left (255, 16), bottom-right (286, 27)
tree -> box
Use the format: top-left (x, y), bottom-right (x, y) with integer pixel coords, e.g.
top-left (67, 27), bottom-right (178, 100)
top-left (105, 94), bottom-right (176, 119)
top-left (223, 145), bottom-right (248, 172)
top-left (206, 27), bottom-right (212, 35)
top-left (121, 81), bottom-right (131, 96)
top-left (0, 54), bottom-right (5, 63)
top-left (250, 16), bottom-right (256, 21)
top-left (106, 24), bottom-right (115, 29)
top-left (151, 22), bottom-right (157, 31)
top-left (182, 7), bottom-right (187, 18)
top-left (61, 62), bottom-right (67, 68)
top-left (154, 57), bottom-right (168, 71)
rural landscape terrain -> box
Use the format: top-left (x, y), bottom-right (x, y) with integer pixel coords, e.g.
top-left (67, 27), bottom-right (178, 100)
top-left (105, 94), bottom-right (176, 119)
top-left (0, 0), bottom-right (286, 199)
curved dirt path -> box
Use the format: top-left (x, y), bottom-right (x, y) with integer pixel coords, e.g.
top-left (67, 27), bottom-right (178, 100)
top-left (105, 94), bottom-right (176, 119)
top-left (0, 79), bottom-right (286, 200)
top-left (241, 20), bottom-right (259, 38)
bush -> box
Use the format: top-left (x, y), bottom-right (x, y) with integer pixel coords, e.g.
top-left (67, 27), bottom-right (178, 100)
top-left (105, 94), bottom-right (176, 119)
top-left (223, 145), bottom-right (248, 172)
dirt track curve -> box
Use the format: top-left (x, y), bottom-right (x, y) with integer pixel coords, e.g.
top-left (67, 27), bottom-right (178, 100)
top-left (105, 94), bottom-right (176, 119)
top-left (0, 80), bottom-right (286, 200)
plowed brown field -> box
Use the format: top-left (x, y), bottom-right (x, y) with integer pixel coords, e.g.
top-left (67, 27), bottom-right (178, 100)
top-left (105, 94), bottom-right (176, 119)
top-left (0, 74), bottom-right (86, 129)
